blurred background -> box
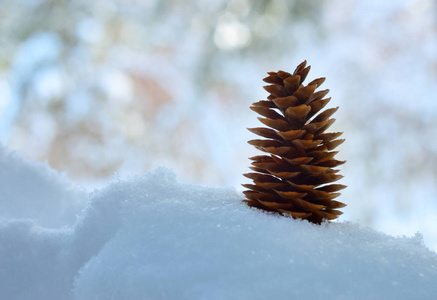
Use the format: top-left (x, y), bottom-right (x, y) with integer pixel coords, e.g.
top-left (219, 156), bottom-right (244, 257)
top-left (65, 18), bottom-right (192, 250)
top-left (1, 0), bottom-right (437, 249)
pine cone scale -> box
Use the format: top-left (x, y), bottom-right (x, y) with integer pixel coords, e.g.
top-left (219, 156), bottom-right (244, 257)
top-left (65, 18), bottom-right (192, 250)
top-left (272, 96), bottom-right (300, 110)
top-left (250, 106), bottom-right (284, 119)
top-left (308, 77), bottom-right (326, 87)
top-left (258, 117), bottom-right (291, 131)
top-left (307, 98), bottom-right (331, 117)
top-left (294, 84), bottom-right (318, 102)
top-left (283, 75), bottom-right (302, 92)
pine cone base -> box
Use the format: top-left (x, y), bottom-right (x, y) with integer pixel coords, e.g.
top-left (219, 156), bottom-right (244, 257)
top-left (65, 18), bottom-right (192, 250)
top-left (243, 61), bottom-right (346, 224)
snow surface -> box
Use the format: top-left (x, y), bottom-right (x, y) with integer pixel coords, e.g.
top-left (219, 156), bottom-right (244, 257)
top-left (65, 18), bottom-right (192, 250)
top-left (1, 146), bottom-right (437, 299)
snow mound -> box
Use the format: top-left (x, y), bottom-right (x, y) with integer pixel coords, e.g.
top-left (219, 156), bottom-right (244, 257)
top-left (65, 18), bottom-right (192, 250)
top-left (0, 148), bottom-right (436, 299)
top-left (0, 147), bottom-right (86, 227)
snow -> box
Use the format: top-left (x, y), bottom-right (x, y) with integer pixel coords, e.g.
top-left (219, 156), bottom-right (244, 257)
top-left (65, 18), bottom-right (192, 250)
top-left (0, 147), bottom-right (85, 228)
top-left (1, 146), bottom-right (437, 299)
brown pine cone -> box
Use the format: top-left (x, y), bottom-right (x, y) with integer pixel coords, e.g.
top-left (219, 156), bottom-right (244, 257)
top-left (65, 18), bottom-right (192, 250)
top-left (243, 61), bottom-right (346, 224)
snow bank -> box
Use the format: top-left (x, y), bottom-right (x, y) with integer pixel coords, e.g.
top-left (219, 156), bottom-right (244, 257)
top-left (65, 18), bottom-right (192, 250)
top-left (0, 147), bottom-right (86, 227)
top-left (1, 147), bottom-right (436, 299)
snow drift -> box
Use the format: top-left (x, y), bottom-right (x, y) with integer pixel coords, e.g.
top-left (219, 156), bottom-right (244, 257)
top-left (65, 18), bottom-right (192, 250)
top-left (1, 146), bottom-right (436, 299)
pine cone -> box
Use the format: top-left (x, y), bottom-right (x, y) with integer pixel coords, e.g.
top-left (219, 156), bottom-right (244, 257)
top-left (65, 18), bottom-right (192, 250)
top-left (243, 61), bottom-right (346, 224)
